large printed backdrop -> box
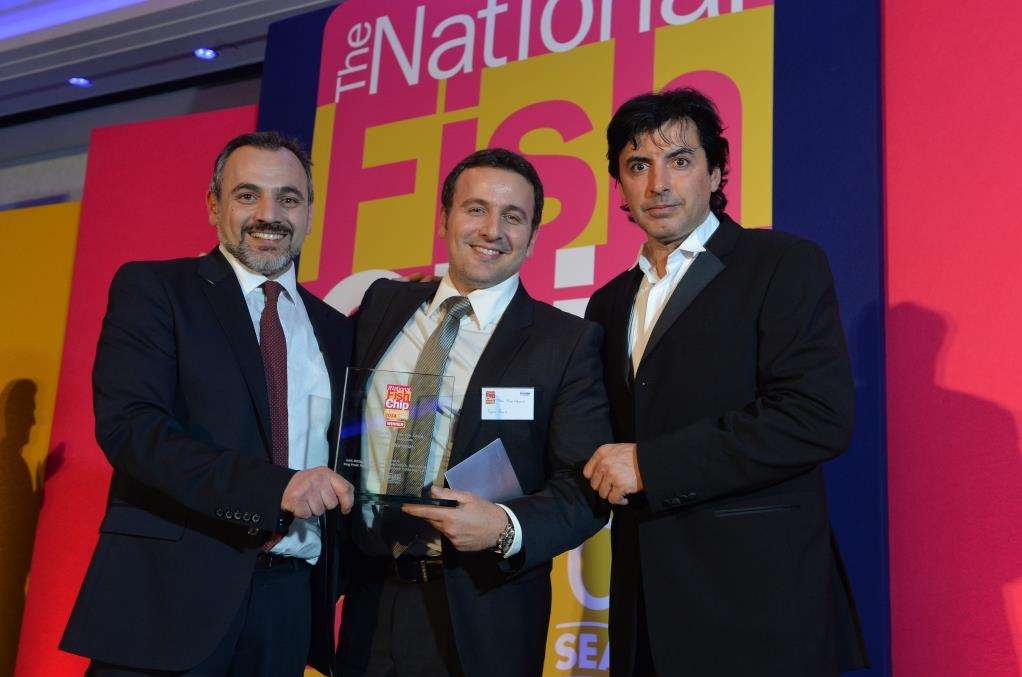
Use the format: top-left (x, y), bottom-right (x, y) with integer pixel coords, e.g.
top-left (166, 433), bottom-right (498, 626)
top-left (15, 2), bottom-right (901, 676)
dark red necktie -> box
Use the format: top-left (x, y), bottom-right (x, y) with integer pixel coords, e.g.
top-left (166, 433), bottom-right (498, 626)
top-left (260, 281), bottom-right (289, 468)
top-left (260, 282), bottom-right (289, 551)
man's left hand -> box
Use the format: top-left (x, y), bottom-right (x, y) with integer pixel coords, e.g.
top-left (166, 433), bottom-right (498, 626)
top-left (583, 443), bottom-right (643, 505)
top-left (402, 487), bottom-right (508, 551)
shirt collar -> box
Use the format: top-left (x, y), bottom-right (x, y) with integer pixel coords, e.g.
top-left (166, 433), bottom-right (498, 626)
top-left (635, 211), bottom-right (719, 282)
top-left (427, 273), bottom-right (519, 330)
top-left (218, 244), bottom-right (298, 303)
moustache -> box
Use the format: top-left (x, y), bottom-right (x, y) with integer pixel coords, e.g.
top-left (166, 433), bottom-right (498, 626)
top-left (243, 222), bottom-right (293, 237)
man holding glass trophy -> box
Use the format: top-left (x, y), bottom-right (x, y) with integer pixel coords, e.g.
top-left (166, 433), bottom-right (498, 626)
top-left (334, 149), bottom-right (612, 677)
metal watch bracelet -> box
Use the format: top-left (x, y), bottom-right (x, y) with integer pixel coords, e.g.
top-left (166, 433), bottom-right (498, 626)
top-left (492, 515), bottom-right (515, 556)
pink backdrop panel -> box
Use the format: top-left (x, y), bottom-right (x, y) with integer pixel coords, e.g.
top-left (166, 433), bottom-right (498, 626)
top-left (15, 106), bottom-right (256, 676)
top-left (884, 1), bottom-right (1022, 675)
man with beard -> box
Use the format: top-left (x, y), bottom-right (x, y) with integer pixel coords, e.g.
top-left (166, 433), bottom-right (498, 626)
top-left (61, 131), bottom-right (355, 676)
top-left (582, 89), bottom-right (868, 675)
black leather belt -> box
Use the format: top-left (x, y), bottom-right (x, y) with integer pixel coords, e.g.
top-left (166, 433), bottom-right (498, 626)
top-left (390, 556), bottom-right (444, 583)
top-left (255, 552), bottom-right (310, 570)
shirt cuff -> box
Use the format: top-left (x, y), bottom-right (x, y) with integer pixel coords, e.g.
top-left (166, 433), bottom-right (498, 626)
top-left (496, 503), bottom-right (523, 558)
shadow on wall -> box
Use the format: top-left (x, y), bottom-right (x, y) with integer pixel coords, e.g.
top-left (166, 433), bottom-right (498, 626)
top-left (0, 380), bottom-right (39, 677)
top-left (887, 303), bottom-right (1022, 674)
top-left (0, 380), bottom-right (65, 677)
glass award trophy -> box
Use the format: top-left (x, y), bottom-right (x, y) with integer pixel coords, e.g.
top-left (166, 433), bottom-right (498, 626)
top-left (335, 367), bottom-right (458, 507)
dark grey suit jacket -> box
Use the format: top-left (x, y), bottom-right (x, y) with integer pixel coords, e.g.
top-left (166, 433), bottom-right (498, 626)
top-left (340, 278), bottom-right (612, 677)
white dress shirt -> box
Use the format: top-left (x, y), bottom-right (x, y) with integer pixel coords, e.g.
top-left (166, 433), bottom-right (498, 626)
top-left (629, 212), bottom-right (719, 373)
top-left (364, 273), bottom-right (524, 557)
top-left (219, 245), bottom-right (331, 563)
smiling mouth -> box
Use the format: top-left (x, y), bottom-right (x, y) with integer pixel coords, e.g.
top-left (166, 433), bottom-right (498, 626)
top-left (244, 225), bottom-right (292, 244)
top-left (470, 244), bottom-right (506, 258)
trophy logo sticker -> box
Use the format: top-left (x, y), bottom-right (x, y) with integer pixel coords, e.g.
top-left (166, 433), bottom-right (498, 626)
top-left (384, 384), bottom-right (412, 428)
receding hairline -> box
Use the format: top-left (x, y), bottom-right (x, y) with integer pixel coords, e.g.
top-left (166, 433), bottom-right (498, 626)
top-left (209, 131), bottom-right (314, 203)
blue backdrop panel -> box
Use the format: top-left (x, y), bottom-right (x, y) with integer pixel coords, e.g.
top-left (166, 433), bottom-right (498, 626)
top-left (774, 2), bottom-right (889, 674)
top-left (257, 4), bottom-right (337, 150)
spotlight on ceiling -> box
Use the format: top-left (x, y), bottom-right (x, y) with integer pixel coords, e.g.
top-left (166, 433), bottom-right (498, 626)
top-left (193, 47), bottom-right (219, 61)
top-left (67, 76), bottom-right (92, 88)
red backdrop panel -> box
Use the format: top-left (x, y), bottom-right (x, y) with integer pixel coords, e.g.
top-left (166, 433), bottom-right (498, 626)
top-left (884, 2), bottom-right (1022, 675)
top-left (15, 106), bottom-right (256, 676)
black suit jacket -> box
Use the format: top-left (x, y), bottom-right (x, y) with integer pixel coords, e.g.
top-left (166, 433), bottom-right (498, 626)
top-left (585, 216), bottom-right (869, 676)
top-left (341, 278), bottom-right (611, 677)
top-left (60, 248), bottom-right (352, 674)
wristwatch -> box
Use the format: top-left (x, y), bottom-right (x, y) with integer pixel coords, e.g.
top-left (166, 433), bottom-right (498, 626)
top-left (492, 515), bottom-right (516, 556)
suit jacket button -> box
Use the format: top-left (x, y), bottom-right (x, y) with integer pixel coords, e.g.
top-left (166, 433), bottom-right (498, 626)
top-left (215, 508), bottom-right (223, 517)
top-left (234, 511), bottom-right (241, 520)
top-left (252, 514), bottom-right (261, 524)
top-left (243, 512), bottom-right (251, 522)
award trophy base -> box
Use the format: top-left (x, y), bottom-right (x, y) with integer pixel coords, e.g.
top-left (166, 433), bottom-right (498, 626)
top-left (357, 491), bottom-right (458, 508)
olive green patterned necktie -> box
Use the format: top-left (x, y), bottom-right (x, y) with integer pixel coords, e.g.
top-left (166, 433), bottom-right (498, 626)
top-left (393, 295), bottom-right (473, 496)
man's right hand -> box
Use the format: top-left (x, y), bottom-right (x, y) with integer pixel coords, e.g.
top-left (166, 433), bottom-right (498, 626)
top-left (281, 467), bottom-right (355, 518)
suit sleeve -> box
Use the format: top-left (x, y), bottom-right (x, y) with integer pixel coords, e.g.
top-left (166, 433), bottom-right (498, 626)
top-left (502, 322), bottom-right (612, 571)
top-left (92, 263), bottom-right (295, 527)
top-left (638, 240), bottom-right (855, 512)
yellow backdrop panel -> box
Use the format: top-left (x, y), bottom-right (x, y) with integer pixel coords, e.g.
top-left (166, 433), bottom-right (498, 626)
top-left (0, 201), bottom-right (80, 677)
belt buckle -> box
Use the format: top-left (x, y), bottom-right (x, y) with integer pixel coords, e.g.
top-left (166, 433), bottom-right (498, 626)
top-left (418, 559), bottom-right (430, 582)
top-left (393, 557), bottom-right (436, 583)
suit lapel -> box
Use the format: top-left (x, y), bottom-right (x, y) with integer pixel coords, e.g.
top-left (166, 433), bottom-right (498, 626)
top-left (637, 215), bottom-right (740, 369)
top-left (449, 283), bottom-right (533, 466)
top-left (361, 282), bottom-right (437, 370)
top-left (638, 252), bottom-right (724, 366)
top-left (197, 248), bottom-right (271, 452)
top-left (612, 268), bottom-right (643, 387)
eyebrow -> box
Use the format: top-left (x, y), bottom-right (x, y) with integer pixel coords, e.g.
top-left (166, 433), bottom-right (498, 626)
top-left (665, 146), bottom-right (695, 160)
top-left (277, 185), bottom-right (304, 197)
top-left (625, 146), bottom-right (695, 165)
top-left (460, 197), bottom-right (529, 219)
top-left (229, 183), bottom-right (305, 199)
top-left (502, 204), bottom-right (528, 219)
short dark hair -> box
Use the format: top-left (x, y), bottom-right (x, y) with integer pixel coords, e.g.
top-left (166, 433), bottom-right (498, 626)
top-left (440, 148), bottom-right (544, 232)
top-left (606, 87), bottom-right (729, 214)
top-left (209, 131), bottom-right (314, 202)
